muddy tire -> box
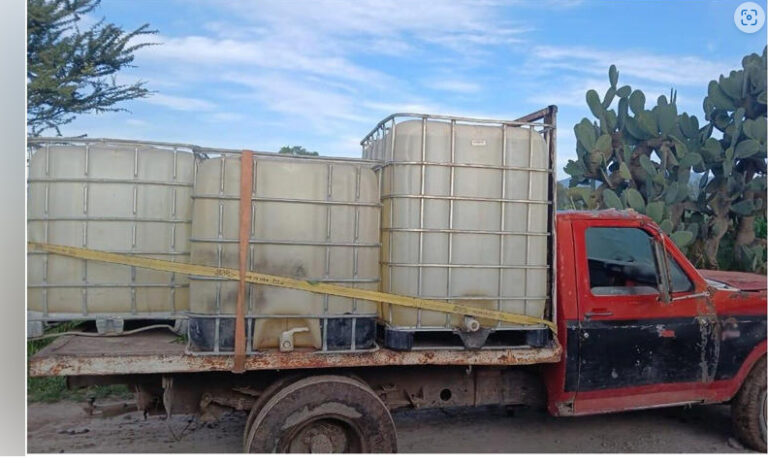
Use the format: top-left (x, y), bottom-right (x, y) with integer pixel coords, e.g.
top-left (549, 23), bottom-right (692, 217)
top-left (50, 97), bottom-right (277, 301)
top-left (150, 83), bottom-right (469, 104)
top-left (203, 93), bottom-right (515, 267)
top-left (244, 375), bottom-right (397, 453)
top-left (242, 374), bottom-right (304, 452)
top-left (732, 357), bottom-right (766, 452)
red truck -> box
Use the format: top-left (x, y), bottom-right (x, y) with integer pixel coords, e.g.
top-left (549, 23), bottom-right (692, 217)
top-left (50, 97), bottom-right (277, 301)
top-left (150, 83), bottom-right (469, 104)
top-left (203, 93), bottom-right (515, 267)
top-left (30, 209), bottom-right (767, 453)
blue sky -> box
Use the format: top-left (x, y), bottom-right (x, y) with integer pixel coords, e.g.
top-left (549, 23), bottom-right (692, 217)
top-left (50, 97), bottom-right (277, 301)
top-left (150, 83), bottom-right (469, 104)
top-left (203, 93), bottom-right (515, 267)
top-left (57, 0), bottom-right (767, 177)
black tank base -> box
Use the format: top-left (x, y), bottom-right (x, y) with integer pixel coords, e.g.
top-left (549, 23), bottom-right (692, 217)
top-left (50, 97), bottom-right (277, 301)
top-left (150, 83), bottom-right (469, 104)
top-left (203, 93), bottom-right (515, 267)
top-left (188, 315), bottom-right (377, 353)
top-left (378, 324), bottom-right (551, 351)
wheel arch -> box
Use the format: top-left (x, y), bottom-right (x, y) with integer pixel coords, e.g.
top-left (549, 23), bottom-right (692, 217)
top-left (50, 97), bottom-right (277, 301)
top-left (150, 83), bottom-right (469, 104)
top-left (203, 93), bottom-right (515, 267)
top-left (725, 340), bottom-right (767, 402)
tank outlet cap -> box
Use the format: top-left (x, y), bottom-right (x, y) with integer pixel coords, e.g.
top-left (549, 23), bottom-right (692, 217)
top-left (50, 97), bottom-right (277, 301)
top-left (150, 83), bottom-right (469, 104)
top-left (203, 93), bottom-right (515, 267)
top-left (463, 316), bottom-right (481, 333)
top-left (279, 327), bottom-right (310, 352)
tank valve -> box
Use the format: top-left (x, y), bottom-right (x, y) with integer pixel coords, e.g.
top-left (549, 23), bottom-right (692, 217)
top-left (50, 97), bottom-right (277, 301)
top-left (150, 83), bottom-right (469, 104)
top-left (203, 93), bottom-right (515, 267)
top-left (463, 316), bottom-right (480, 333)
top-left (279, 327), bottom-right (310, 352)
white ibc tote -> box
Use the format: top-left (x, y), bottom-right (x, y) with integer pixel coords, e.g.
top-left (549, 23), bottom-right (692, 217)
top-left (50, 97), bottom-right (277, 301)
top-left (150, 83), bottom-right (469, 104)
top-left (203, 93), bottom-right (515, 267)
top-left (27, 139), bottom-right (197, 328)
top-left (361, 112), bottom-right (556, 336)
top-left (189, 152), bottom-right (381, 350)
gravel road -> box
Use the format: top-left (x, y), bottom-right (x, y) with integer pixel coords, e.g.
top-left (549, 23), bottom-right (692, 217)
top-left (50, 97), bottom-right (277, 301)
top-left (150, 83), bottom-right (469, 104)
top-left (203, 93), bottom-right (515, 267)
top-left (27, 400), bottom-right (756, 453)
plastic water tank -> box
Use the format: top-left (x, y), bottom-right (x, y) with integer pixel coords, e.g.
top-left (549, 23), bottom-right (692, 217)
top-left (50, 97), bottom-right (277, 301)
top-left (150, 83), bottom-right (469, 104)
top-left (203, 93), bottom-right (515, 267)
top-left (362, 116), bottom-right (552, 331)
top-left (189, 153), bottom-right (381, 350)
top-left (27, 140), bottom-right (196, 321)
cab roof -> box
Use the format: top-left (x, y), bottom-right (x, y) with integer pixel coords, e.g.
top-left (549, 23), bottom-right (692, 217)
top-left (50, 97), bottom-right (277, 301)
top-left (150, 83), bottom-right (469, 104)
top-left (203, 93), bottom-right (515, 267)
top-left (557, 209), bottom-right (648, 222)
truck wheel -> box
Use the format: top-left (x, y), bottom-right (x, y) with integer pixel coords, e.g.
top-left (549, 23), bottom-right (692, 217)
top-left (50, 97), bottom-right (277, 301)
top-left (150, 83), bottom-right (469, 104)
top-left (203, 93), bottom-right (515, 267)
top-left (242, 374), bottom-right (303, 452)
top-left (732, 357), bottom-right (766, 452)
top-left (244, 375), bottom-right (397, 453)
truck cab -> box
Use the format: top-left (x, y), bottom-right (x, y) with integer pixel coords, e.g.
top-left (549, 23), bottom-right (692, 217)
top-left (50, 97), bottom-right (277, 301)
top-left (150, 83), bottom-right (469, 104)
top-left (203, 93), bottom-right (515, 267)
top-left (546, 210), bottom-right (766, 436)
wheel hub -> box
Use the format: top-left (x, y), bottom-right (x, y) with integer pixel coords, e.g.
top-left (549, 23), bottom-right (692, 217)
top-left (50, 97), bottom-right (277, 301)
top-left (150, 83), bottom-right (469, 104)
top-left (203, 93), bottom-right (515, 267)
top-left (287, 419), bottom-right (353, 453)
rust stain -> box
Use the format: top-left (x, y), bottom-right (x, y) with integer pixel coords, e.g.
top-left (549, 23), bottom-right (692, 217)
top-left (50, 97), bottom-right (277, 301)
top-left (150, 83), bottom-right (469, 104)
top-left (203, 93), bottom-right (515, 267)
top-left (721, 317), bottom-right (741, 341)
top-left (699, 269), bottom-right (767, 292)
top-left (658, 328), bottom-right (675, 338)
top-left (696, 293), bottom-right (720, 383)
top-left (29, 339), bottom-right (563, 377)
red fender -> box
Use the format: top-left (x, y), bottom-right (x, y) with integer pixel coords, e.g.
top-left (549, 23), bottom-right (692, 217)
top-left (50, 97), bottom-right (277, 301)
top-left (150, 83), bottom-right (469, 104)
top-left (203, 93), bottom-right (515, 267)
top-left (721, 340), bottom-right (767, 401)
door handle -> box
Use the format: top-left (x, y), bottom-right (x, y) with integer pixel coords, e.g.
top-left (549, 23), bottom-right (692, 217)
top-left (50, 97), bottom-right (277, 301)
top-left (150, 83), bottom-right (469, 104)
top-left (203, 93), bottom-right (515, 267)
top-left (585, 309), bottom-right (613, 319)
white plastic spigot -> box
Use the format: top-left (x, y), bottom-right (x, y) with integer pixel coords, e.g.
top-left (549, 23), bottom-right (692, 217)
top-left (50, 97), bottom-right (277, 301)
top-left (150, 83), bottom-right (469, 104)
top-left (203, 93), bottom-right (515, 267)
top-left (463, 316), bottom-right (481, 333)
top-left (279, 327), bottom-right (310, 352)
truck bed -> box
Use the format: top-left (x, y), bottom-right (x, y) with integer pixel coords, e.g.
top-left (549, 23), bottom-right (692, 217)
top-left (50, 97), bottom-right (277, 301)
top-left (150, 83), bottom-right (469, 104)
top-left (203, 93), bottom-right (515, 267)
top-left (29, 331), bottom-right (561, 377)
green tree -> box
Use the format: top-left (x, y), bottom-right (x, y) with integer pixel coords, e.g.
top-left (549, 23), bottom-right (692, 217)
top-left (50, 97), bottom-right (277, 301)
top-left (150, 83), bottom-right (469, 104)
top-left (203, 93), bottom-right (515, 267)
top-left (27, 0), bottom-right (156, 136)
top-left (279, 146), bottom-right (319, 156)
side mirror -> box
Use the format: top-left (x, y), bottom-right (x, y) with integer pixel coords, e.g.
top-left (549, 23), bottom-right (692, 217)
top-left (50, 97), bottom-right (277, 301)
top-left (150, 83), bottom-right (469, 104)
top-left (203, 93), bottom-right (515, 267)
top-left (653, 237), bottom-right (672, 304)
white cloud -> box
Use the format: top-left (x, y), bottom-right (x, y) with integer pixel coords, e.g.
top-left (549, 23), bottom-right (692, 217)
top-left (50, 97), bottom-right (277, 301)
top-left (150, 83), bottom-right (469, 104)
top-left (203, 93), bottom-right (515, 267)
top-left (527, 78), bottom-right (609, 108)
top-left (147, 94), bottom-right (216, 111)
top-left (549, 0), bottom-right (585, 7)
top-left (530, 46), bottom-right (731, 88)
top-left (426, 79), bottom-right (482, 93)
top-left (208, 112), bottom-right (245, 122)
top-left (140, 35), bottom-right (389, 86)
top-left (134, 0), bottom-right (532, 89)
top-left (361, 101), bottom-right (441, 115)
top-left (221, 73), bottom-right (370, 131)
top-left (219, 0), bottom-right (527, 54)
top-left (527, 77), bottom-right (696, 111)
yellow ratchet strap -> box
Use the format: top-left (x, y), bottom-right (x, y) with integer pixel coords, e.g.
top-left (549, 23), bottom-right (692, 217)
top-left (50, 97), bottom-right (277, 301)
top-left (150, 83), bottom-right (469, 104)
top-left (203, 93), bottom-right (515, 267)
top-left (28, 241), bottom-right (556, 333)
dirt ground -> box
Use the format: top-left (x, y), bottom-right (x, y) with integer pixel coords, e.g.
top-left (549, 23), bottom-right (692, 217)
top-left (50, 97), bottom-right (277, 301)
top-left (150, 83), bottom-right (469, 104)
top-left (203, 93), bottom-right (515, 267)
top-left (27, 400), bottom-right (756, 453)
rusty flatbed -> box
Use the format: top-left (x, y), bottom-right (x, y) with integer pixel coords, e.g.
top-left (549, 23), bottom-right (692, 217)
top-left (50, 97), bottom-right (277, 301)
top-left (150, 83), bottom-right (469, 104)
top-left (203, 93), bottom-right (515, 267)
top-left (29, 331), bottom-right (561, 377)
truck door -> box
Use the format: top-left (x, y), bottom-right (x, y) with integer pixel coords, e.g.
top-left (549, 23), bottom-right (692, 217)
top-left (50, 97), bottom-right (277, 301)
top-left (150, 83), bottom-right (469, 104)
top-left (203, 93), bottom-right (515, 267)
top-left (571, 221), bottom-right (717, 414)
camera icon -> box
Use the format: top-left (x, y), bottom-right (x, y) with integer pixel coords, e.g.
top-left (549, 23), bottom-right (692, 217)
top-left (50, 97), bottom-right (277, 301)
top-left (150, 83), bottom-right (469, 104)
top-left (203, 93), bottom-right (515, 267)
top-left (735, 2), bottom-right (765, 33)
top-left (741, 9), bottom-right (758, 25)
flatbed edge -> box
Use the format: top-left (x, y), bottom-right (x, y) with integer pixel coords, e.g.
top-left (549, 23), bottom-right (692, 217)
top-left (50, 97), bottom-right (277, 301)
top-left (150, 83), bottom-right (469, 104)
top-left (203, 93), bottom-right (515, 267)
top-left (29, 333), bottom-right (562, 377)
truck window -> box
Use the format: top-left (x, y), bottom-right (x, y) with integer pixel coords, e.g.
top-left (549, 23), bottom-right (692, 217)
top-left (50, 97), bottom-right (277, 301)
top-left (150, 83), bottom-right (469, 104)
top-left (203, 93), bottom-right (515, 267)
top-left (667, 254), bottom-right (694, 293)
top-left (585, 227), bottom-right (659, 296)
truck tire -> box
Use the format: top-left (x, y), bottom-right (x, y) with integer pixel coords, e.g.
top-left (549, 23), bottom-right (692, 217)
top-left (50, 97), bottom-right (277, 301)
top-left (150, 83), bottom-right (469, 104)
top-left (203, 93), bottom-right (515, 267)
top-left (242, 374), bottom-right (304, 452)
top-left (732, 356), bottom-right (766, 452)
top-left (244, 375), bottom-right (397, 453)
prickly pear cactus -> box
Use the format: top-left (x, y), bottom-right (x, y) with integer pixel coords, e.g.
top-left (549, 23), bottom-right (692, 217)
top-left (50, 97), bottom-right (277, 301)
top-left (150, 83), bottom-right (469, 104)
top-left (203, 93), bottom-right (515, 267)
top-left (702, 49), bottom-right (767, 272)
top-left (565, 48), bottom-right (766, 272)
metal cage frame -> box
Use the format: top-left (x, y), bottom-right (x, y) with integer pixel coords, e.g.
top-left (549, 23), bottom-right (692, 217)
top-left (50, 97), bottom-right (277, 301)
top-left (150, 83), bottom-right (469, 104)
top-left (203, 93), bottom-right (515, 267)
top-left (360, 107), bottom-right (558, 335)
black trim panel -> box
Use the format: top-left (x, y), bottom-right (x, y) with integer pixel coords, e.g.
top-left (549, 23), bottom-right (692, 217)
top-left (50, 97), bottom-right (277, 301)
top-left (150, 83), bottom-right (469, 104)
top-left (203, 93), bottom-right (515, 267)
top-left (716, 315), bottom-right (766, 380)
top-left (565, 315), bottom-right (765, 392)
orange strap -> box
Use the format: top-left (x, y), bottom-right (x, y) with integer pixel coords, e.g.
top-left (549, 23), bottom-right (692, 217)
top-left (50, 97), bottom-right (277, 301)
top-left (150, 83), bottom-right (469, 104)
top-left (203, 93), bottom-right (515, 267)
top-left (233, 150), bottom-right (254, 373)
